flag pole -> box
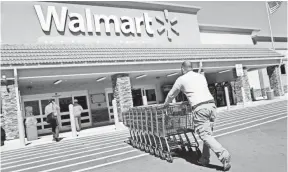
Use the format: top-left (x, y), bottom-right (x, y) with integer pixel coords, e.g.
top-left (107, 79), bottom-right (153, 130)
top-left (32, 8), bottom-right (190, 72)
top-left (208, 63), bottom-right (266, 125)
top-left (265, 2), bottom-right (275, 50)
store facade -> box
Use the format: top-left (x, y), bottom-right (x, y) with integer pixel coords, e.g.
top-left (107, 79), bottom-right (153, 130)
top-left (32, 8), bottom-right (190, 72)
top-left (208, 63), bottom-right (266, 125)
top-left (1, 1), bottom-right (284, 139)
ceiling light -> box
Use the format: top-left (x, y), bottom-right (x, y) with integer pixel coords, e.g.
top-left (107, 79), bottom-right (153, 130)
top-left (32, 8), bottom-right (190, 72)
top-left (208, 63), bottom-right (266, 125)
top-left (96, 77), bottom-right (106, 82)
top-left (167, 72), bottom-right (178, 77)
top-left (53, 80), bottom-right (62, 85)
top-left (136, 74), bottom-right (147, 79)
top-left (218, 70), bottom-right (230, 73)
top-left (2, 75), bottom-right (6, 79)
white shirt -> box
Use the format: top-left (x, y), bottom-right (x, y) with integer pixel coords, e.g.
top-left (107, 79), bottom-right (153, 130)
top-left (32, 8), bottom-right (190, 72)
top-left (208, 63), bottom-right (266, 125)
top-left (45, 102), bottom-right (60, 116)
top-left (73, 104), bottom-right (83, 117)
top-left (165, 71), bottom-right (214, 106)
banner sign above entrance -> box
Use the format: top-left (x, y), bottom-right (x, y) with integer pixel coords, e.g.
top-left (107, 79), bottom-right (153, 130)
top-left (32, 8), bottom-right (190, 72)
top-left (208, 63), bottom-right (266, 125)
top-left (34, 5), bottom-right (179, 40)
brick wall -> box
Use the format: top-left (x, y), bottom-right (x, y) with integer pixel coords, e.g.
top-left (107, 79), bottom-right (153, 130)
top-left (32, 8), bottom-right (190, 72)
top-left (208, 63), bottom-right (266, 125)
top-left (1, 85), bottom-right (19, 140)
top-left (267, 65), bottom-right (284, 96)
top-left (232, 68), bottom-right (252, 104)
top-left (111, 74), bottom-right (133, 122)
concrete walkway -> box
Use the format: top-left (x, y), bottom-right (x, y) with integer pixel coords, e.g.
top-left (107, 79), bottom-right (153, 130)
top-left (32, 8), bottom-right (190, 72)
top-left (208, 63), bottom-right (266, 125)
top-left (1, 94), bottom-right (287, 152)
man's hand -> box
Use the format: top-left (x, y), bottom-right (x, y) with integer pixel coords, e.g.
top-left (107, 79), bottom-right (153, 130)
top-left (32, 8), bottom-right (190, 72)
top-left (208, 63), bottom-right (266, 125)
top-left (163, 101), bottom-right (170, 108)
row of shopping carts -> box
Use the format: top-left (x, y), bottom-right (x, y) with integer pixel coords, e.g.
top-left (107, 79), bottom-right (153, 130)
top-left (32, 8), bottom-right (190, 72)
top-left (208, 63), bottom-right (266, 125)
top-left (122, 102), bottom-right (201, 163)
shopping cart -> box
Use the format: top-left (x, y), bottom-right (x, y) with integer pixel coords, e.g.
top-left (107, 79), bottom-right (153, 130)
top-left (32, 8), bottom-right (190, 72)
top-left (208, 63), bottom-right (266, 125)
top-left (123, 102), bottom-right (201, 163)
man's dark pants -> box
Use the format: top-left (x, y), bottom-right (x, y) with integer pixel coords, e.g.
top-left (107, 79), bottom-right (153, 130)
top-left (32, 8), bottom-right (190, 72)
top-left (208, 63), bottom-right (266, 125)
top-left (50, 118), bottom-right (59, 140)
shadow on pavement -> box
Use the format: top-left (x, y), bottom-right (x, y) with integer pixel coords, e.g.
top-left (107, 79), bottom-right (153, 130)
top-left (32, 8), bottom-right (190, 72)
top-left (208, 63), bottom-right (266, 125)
top-left (174, 150), bottom-right (223, 171)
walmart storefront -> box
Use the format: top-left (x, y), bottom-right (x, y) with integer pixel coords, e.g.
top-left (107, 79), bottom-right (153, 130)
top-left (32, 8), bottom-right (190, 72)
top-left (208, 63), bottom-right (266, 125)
top-left (1, 1), bottom-right (284, 139)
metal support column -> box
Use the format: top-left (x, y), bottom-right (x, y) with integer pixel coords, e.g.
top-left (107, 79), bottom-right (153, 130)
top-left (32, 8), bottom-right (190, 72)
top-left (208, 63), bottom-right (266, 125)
top-left (112, 99), bottom-right (120, 130)
top-left (14, 68), bottom-right (26, 147)
top-left (69, 104), bottom-right (77, 138)
top-left (224, 87), bottom-right (230, 110)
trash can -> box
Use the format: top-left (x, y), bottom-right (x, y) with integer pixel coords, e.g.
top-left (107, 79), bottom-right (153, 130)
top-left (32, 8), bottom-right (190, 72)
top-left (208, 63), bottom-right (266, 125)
top-left (25, 116), bottom-right (38, 141)
top-left (266, 89), bottom-right (274, 100)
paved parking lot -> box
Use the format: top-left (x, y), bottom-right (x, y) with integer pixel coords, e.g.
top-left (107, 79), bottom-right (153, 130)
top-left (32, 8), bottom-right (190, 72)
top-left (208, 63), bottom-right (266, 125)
top-left (1, 100), bottom-right (287, 172)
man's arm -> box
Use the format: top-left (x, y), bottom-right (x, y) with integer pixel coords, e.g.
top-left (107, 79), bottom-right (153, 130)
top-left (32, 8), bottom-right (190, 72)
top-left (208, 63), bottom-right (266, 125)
top-left (164, 78), bottom-right (182, 105)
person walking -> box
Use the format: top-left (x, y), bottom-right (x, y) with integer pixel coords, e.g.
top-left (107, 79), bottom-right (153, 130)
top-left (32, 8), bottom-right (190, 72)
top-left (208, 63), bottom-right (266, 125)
top-left (164, 61), bottom-right (231, 171)
top-left (45, 99), bottom-right (60, 142)
top-left (73, 99), bottom-right (83, 136)
top-left (1, 126), bottom-right (6, 146)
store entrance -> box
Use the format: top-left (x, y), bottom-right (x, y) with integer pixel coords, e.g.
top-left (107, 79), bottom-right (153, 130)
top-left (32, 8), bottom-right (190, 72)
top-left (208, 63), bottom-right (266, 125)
top-left (208, 82), bottom-right (235, 107)
top-left (22, 91), bottom-right (91, 135)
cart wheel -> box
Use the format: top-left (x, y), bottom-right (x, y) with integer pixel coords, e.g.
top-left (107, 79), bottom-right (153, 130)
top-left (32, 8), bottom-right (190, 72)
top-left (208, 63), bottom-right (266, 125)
top-left (154, 148), bottom-right (159, 157)
top-left (141, 143), bottom-right (145, 151)
top-left (196, 148), bottom-right (202, 160)
top-left (159, 150), bottom-right (165, 160)
top-left (131, 140), bottom-right (135, 147)
top-left (149, 146), bottom-right (154, 155)
top-left (166, 153), bottom-right (173, 163)
top-left (145, 145), bottom-right (150, 153)
top-left (144, 145), bottom-right (148, 152)
top-left (132, 141), bottom-right (136, 147)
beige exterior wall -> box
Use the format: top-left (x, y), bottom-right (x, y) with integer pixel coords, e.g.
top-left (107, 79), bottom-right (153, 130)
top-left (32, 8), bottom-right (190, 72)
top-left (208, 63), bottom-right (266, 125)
top-left (200, 32), bottom-right (254, 45)
top-left (1, 1), bottom-right (201, 46)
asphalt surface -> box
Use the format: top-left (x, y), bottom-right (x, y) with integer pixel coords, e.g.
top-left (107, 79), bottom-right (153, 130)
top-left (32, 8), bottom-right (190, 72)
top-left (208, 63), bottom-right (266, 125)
top-left (1, 100), bottom-right (287, 172)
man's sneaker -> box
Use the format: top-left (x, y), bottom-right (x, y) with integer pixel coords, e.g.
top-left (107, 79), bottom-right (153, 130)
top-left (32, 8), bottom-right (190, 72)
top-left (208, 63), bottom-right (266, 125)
top-left (222, 154), bottom-right (231, 171)
top-left (197, 157), bottom-right (210, 167)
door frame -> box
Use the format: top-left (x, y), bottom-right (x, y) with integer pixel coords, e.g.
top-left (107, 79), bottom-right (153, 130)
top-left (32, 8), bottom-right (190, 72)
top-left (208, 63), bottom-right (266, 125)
top-left (105, 88), bottom-right (114, 122)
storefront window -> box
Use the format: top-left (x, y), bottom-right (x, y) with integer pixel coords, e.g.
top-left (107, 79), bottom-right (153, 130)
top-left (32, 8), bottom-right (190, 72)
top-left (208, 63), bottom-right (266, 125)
top-left (24, 101), bottom-right (40, 116)
top-left (74, 96), bottom-right (88, 109)
top-left (108, 93), bottom-right (114, 107)
top-left (59, 97), bottom-right (73, 113)
top-left (41, 99), bottom-right (55, 115)
top-left (145, 89), bottom-right (156, 102)
top-left (281, 64), bottom-right (286, 74)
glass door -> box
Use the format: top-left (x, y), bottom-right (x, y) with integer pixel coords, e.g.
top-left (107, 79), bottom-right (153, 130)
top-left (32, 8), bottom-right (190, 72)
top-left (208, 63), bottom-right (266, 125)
top-left (132, 88), bottom-right (143, 107)
top-left (105, 89), bottom-right (115, 122)
top-left (142, 86), bottom-right (157, 105)
top-left (57, 94), bottom-right (91, 131)
top-left (58, 97), bottom-right (73, 130)
top-left (73, 95), bottom-right (91, 127)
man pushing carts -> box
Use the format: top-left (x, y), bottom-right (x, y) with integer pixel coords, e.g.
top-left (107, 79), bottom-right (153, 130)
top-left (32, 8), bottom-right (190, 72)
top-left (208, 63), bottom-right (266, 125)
top-left (163, 61), bottom-right (231, 171)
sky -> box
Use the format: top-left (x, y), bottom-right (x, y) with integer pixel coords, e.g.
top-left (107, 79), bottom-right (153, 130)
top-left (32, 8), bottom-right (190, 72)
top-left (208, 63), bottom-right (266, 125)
top-left (166, 1), bottom-right (287, 37)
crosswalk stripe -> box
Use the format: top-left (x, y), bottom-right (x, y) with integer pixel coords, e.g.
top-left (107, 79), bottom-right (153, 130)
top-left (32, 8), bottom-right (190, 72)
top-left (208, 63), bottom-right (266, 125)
top-left (218, 103), bottom-right (287, 119)
top-left (1, 130), bottom-right (128, 155)
top-left (214, 113), bottom-right (287, 132)
top-left (214, 116), bottom-right (287, 138)
top-left (217, 108), bottom-right (287, 122)
top-left (216, 110), bottom-right (287, 126)
top-left (1, 134), bottom-right (130, 161)
top-left (7, 146), bottom-right (133, 172)
top-left (72, 154), bottom-right (149, 172)
top-left (41, 150), bottom-right (141, 172)
top-left (1, 142), bottom-right (127, 166)
top-left (218, 101), bottom-right (287, 116)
